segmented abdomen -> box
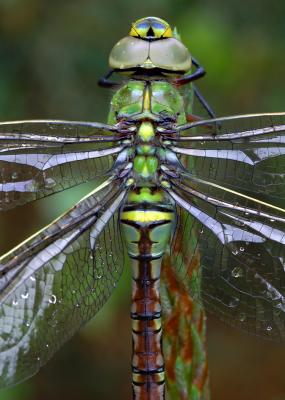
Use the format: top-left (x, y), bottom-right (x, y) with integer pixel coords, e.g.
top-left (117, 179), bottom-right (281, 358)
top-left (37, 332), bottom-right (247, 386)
top-left (121, 195), bottom-right (175, 400)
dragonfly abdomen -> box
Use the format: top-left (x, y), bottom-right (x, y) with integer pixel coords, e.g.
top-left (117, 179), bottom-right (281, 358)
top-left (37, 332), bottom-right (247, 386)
top-left (121, 193), bottom-right (175, 399)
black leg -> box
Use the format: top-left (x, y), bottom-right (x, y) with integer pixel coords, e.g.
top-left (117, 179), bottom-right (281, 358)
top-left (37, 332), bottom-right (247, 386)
top-left (173, 57), bottom-right (205, 86)
top-left (98, 69), bottom-right (121, 88)
top-left (193, 84), bottom-right (216, 119)
top-left (173, 55), bottom-right (216, 119)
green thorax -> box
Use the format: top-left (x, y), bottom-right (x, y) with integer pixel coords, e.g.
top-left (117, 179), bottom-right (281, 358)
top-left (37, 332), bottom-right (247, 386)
top-left (108, 80), bottom-right (187, 125)
top-left (108, 80), bottom-right (187, 182)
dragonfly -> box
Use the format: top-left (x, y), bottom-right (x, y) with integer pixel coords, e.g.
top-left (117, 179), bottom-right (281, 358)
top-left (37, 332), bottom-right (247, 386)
top-left (0, 16), bottom-right (285, 400)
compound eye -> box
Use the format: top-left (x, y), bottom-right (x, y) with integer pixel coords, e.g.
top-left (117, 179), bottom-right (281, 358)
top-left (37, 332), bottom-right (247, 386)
top-left (129, 17), bottom-right (173, 40)
top-left (136, 22), bottom-right (148, 30)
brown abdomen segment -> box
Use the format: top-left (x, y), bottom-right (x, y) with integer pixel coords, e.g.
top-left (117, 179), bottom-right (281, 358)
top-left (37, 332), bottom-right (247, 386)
top-left (121, 203), bottom-right (175, 399)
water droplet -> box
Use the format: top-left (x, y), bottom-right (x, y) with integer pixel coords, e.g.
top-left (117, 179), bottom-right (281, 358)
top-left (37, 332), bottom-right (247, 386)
top-left (21, 292), bottom-right (29, 300)
top-left (239, 313), bottom-right (246, 322)
top-left (200, 229), bottom-right (204, 234)
top-left (45, 178), bottom-right (56, 189)
top-left (95, 274), bottom-right (103, 279)
top-left (46, 343), bottom-right (49, 348)
top-left (236, 220), bottom-right (245, 227)
top-left (12, 299), bottom-right (18, 306)
top-left (276, 302), bottom-right (285, 312)
top-left (49, 295), bottom-right (57, 304)
top-left (30, 276), bottom-right (36, 282)
top-left (25, 322), bottom-right (30, 327)
top-left (232, 249), bottom-right (239, 256)
top-left (270, 218), bottom-right (275, 223)
top-left (231, 267), bottom-right (243, 278)
top-left (266, 290), bottom-right (281, 301)
top-left (89, 254), bottom-right (94, 260)
top-left (266, 325), bottom-right (272, 332)
top-left (229, 297), bottom-right (239, 308)
top-left (49, 317), bottom-right (58, 328)
top-left (240, 247), bottom-right (245, 252)
top-left (37, 357), bottom-right (41, 361)
top-left (11, 172), bottom-right (18, 180)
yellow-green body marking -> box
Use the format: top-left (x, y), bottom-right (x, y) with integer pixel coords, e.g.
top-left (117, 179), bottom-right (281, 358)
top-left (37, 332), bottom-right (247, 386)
top-left (107, 18), bottom-right (191, 397)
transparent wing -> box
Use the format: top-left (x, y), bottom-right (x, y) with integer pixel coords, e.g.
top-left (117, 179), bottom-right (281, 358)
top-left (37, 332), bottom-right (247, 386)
top-left (165, 174), bottom-right (285, 341)
top-left (0, 120), bottom-right (129, 210)
top-left (161, 113), bottom-right (285, 340)
top-left (0, 178), bottom-right (127, 387)
top-left (164, 112), bottom-right (285, 207)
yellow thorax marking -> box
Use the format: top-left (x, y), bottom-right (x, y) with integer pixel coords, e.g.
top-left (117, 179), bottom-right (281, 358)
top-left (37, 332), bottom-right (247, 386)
top-left (138, 121), bottom-right (155, 142)
top-left (143, 85), bottom-right (151, 112)
top-left (122, 210), bottom-right (173, 223)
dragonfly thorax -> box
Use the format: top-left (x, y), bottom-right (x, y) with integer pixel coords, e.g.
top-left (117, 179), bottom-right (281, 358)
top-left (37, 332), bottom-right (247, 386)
top-left (109, 80), bottom-right (186, 185)
top-left (109, 80), bottom-right (187, 126)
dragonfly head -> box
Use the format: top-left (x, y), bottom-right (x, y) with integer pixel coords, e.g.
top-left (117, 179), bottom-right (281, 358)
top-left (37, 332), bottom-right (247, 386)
top-left (109, 16), bottom-right (191, 75)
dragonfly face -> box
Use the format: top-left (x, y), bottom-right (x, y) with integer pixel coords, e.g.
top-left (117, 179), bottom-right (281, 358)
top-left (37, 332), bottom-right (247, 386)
top-left (0, 15), bottom-right (285, 400)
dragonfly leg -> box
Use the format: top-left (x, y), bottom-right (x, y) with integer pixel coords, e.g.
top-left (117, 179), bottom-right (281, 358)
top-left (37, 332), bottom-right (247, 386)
top-left (173, 57), bottom-right (205, 86)
top-left (192, 84), bottom-right (217, 119)
top-left (174, 57), bottom-right (216, 119)
top-left (184, 113), bottom-right (219, 130)
top-left (97, 69), bottom-right (121, 88)
top-left (185, 113), bottom-right (207, 123)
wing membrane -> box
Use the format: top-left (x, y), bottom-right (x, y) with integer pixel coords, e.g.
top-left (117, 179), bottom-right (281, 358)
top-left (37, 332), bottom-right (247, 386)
top-left (165, 171), bottom-right (285, 340)
top-left (165, 113), bottom-right (285, 207)
top-left (0, 120), bottom-right (129, 210)
top-left (0, 178), bottom-right (126, 387)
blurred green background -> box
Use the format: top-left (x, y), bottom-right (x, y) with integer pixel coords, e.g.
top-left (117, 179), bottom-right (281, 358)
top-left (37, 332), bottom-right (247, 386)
top-left (0, 0), bottom-right (285, 399)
